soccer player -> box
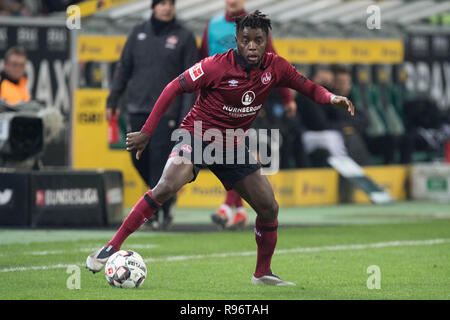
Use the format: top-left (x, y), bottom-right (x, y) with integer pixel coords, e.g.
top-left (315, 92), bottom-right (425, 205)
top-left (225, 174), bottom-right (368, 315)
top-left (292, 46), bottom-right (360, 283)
top-left (87, 11), bottom-right (354, 286)
top-left (200, 0), bottom-right (298, 230)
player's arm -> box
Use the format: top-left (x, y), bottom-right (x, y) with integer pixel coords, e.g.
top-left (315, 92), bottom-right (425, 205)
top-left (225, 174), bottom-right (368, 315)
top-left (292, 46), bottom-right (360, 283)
top-left (127, 59), bottom-right (214, 160)
top-left (278, 58), bottom-right (354, 116)
top-left (179, 32), bottom-right (200, 124)
top-left (126, 77), bottom-right (185, 160)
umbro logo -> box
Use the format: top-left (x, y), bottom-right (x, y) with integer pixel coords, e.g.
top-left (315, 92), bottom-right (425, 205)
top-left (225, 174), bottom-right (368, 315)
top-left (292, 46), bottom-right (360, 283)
top-left (228, 79), bottom-right (238, 87)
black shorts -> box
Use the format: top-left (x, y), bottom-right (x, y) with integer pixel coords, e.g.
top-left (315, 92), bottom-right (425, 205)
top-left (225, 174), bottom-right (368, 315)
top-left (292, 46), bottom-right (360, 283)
top-left (169, 132), bottom-right (261, 190)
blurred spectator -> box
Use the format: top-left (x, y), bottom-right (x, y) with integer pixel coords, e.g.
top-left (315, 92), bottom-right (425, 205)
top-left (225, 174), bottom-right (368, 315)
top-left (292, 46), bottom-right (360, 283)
top-left (0, 45), bottom-right (30, 105)
top-left (330, 66), bottom-right (373, 165)
top-left (295, 65), bottom-right (371, 167)
top-left (39, 0), bottom-right (83, 14)
top-left (400, 97), bottom-right (450, 163)
top-left (0, 0), bottom-right (30, 16)
top-left (106, 0), bottom-right (198, 230)
top-left (0, 0), bottom-right (82, 16)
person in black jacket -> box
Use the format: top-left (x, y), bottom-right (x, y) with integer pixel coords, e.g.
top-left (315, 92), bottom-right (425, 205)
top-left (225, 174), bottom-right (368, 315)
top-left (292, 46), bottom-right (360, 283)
top-left (106, 0), bottom-right (199, 230)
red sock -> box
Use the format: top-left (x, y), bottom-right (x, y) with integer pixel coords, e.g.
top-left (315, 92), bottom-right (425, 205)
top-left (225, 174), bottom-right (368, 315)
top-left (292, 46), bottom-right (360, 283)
top-left (224, 189), bottom-right (242, 208)
top-left (107, 190), bottom-right (161, 251)
top-left (224, 190), bottom-right (236, 207)
top-left (234, 194), bottom-right (243, 208)
top-left (254, 217), bottom-right (278, 278)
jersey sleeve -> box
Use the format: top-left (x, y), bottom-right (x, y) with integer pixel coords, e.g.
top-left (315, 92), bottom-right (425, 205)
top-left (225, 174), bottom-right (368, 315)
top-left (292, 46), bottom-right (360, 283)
top-left (177, 56), bottom-right (218, 93)
top-left (275, 56), bottom-right (332, 105)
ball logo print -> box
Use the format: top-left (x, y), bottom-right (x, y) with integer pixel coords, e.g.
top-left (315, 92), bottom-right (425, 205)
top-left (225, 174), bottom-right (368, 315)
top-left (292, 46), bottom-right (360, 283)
top-left (241, 91), bottom-right (255, 106)
top-left (105, 250), bottom-right (147, 288)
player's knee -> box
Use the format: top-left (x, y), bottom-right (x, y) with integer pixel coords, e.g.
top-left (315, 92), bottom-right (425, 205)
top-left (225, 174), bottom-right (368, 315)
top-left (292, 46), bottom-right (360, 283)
top-left (153, 179), bottom-right (178, 202)
top-left (259, 199), bottom-right (278, 222)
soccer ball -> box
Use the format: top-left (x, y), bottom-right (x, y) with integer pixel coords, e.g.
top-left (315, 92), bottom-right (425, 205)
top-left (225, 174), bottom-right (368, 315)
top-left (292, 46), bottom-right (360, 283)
top-left (105, 250), bottom-right (147, 288)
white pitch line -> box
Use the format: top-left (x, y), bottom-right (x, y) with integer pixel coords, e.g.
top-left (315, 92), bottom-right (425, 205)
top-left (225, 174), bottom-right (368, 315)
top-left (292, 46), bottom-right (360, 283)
top-left (1, 238), bottom-right (449, 273)
top-left (26, 244), bottom-right (159, 256)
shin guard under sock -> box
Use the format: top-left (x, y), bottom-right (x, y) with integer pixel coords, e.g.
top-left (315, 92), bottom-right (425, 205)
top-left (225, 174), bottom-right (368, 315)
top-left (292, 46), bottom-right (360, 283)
top-left (107, 190), bottom-right (161, 251)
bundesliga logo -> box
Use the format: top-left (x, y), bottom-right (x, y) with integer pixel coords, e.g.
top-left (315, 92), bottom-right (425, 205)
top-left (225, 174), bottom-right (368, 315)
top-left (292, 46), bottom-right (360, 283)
top-left (189, 63), bottom-right (204, 82)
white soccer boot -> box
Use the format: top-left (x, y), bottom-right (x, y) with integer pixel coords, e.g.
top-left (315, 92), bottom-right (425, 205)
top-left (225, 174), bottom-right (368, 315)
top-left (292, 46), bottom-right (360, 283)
top-left (86, 245), bottom-right (115, 273)
top-left (251, 271), bottom-right (296, 286)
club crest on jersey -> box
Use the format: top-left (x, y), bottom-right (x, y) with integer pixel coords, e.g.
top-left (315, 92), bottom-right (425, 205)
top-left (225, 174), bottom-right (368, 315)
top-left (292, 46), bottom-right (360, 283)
top-left (189, 63), bottom-right (204, 82)
top-left (165, 35), bottom-right (178, 49)
top-left (137, 32), bottom-right (147, 40)
top-left (261, 71), bottom-right (272, 85)
top-left (241, 91), bottom-right (256, 106)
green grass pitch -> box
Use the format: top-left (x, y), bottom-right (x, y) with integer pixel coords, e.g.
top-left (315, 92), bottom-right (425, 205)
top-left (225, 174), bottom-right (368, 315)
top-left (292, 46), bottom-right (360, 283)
top-left (0, 201), bottom-right (449, 300)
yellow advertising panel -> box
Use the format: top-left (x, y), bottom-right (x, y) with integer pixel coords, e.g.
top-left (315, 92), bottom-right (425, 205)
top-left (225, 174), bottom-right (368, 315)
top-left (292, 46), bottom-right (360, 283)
top-left (72, 89), bottom-right (148, 209)
top-left (273, 39), bottom-right (403, 64)
top-left (76, 0), bottom-right (137, 18)
top-left (79, 35), bottom-right (403, 64)
top-left (352, 165), bottom-right (410, 203)
top-left (176, 168), bottom-right (339, 208)
top-left (291, 169), bottom-right (339, 206)
top-left (77, 35), bottom-right (127, 62)
top-left (176, 170), bottom-right (227, 208)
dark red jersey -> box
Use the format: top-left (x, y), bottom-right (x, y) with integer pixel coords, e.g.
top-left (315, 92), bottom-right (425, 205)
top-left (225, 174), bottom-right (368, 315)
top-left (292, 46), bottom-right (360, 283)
top-left (142, 49), bottom-right (332, 138)
top-left (179, 49), bottom-right (331, 135)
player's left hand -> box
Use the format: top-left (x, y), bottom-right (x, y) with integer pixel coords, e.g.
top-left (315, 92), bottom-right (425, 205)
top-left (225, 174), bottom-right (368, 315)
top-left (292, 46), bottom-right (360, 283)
top-left (126, 131), bottom-right (151, 160)
top-left (284, 100), bottom-right (297, 118)
top-left (331, 95), bottom-right (355, 116)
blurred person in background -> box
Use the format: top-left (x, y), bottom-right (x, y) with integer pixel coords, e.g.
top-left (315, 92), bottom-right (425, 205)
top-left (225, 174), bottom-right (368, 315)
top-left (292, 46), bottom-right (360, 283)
top-left (0, 0), bottom-right (30, 16)
top-left (329, 66), bottom-right (372, 166)
top-left (0, 46), bottom-right (30, 105)
top-left (200, 0), bottom-right (297, 230)
top-left (106, 0), bottom-right (198, 230)
top-left (400, 96), bottom-right (450, 163)
top-left (295, 65), bottom-right (350, 167)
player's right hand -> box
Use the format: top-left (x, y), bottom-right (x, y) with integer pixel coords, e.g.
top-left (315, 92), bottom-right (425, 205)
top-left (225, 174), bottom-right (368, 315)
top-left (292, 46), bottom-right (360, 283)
top-left (106, 107), bottom-right (120, 122)
top-left (126, 131), bottom-right (151, 160)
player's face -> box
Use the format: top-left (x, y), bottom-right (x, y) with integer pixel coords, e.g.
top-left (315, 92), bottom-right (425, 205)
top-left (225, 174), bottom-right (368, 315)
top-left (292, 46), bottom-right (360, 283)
top-left (235, 27), bottom-right (267, 68)
top-left (153, 0), bottom-right (175, 22)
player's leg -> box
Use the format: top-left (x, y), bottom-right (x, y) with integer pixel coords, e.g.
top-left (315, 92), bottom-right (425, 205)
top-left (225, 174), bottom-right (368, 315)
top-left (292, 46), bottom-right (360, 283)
top-left (128, 114), bottom-right (160, 229)
top-left (211, 190), bottom-right (236, 229)
top-left (86, 156), bottom-right (194, 273)
top-left (232, 170), bottom-right (294, 286)
top-left (229, 191), bottom-right (248, 230)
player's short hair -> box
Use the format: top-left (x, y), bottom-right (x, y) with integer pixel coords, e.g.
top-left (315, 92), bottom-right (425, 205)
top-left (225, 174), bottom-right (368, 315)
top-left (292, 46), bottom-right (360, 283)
top-left (4, 46), bottom-right (27, 62)
top-left (234, 10), bottom-right (272, 36)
